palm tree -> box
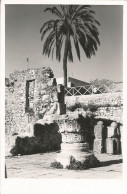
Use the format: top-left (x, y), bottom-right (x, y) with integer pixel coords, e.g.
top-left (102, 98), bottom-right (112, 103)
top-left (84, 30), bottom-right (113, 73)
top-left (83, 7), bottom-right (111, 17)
top-left (40, 5), bottom-right (100, 87)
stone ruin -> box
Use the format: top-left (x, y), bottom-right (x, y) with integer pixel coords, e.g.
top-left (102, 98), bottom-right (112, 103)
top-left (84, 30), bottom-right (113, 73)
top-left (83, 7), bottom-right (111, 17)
top-left (52, 113), bottom-right (100, 169)
top-left (5, 67), bottom-right (66, 134)
top-left (5, 67), bottom-right (122, 170)
top-left (10, 122), bottom-right (62, 155)
top-left (106, 122), bottom-right (121, 154)
top-left (93, 121), bottom-right (106, 153)
top-left (52, 113), bottom-right (122, 169)
top-left (5, 67), bottom-right (66, 155)
top-left (93, 121), bottom-right (122, 154)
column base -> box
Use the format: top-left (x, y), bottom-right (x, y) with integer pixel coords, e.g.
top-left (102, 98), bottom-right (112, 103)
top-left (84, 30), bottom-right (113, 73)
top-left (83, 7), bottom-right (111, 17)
top-left (52, 143), bottom-right (100, 169)
top-left (93, 139), bottom-right (104, 153)
top-left (106, 138), bottom-right (120, 154)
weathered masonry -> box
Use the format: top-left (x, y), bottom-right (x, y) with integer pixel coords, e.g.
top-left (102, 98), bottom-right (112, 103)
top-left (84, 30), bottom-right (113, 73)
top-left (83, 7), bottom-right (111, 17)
top-left (5, 67), bottom-right (66, 135)
top-left (5, 67), bottom-right (123, 157)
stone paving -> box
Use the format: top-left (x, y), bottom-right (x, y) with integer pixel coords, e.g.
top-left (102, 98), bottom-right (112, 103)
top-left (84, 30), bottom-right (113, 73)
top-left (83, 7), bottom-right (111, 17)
top-left (5, 152), bottom-right (122, 179)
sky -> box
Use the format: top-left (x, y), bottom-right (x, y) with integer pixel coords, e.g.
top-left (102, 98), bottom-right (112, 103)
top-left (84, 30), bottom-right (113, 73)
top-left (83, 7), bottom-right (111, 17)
top-left (5, 4), bottom-right (123, 82)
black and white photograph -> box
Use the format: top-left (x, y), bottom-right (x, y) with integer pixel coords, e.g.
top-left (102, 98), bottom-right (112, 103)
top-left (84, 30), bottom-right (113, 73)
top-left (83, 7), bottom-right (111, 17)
top-left (0, 0), bottom-right (127, 194)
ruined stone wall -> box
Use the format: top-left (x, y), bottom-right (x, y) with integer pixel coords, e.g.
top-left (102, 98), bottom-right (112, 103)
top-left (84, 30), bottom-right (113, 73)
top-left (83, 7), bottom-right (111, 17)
top-left (5, 67), bottom-right (61, 134)
top-left (65, 92), bottom-right (123, 120)
top-left (65, 92), bottom-right (122, 107)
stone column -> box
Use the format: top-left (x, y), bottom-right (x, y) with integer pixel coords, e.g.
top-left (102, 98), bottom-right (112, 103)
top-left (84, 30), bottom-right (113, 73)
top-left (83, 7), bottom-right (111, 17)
top-left (54, 116), bottom-right (100, 169)
top-left (93, 121), bottom-right (106, 153)
top-left (106, 122), bottom-right (121, 154)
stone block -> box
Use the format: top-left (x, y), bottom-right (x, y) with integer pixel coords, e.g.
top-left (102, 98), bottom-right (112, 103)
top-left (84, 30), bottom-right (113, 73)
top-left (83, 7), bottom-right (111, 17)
top-left (56, 143), bottom-right (100, 169)
top-left (61, 132), bottom-right (85, 143)
top-left (94, 126), bottom-right (103, 139)
top-left (65, 120), bottom-right (80, 133)
top-left (106, 138), bottom-right (114, 154)
top-left (106, 138), bottom-right (120, 154)
top-left (107, 126), bottom-right (114, 138)
top-left (93, 139), bottom-right (104, 153)
top-left (57, 120), bottom-right (65, 133)
top-left (10, 135), bottom-right (61, 156)
top-left (60, 143), bottom-right (89, 153)
top-left (107, 122), bottom-right (120, 138)
top-left (94, 121), bottom-right (104, 139)
top-left (111, 122), bottom-right (118, 128)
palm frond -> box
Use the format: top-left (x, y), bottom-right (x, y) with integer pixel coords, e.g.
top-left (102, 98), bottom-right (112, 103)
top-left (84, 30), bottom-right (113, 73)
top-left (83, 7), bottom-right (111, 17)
top-left (43, 30), bottom-right (56, 55)
top-left (40, 5), bottom-right (100, 63)
top-left (44, 7), bottom-right (63, 19)
top-left (74, 40), bottom-right (80, 61)
top-left (60, 5), bottom-right (67, 16)
top-left (73, 5), bottom-right (91, 16)
top-left (40, 20), bottom-right (55, 33)
top-left (56, 34), bottom-right (64, 61)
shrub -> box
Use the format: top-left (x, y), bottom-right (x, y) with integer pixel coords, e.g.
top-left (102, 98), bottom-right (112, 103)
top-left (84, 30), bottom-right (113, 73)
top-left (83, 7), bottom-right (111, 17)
top-left (67, 103), bottom-right (82, 112)
top-left (51, 161), bottom-right (63, 169)
top-left (66, 101), bottom-right (122, 113)
top-left (66, 155), bottom-right (100, 170)
top-left (67, 102), bottom-right (99, 112)
top-left (87, 104), bottom-right (99, 112)
top-left (66, 156), bottom-right (89, 170)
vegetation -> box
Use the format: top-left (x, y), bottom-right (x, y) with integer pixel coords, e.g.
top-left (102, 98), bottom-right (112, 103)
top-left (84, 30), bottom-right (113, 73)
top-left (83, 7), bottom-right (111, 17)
top-left (40, 5), bottom-right (100, 87)
top-left (66, 155), bottom-right (100, 170)
top-left (51, 161), bottom-right (63, 169)
top-left (66, 102), bottom-right (121, 112)
top-left (90, 79), bottom-right (116, 93)
top-left (51, 156), bottom-right (100, 170)
top-left (67, 102), bottom-right (104, 112)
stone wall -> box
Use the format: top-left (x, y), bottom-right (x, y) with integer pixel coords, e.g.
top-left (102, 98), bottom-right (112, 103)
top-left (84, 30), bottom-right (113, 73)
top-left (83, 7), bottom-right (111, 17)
top-left (10, 122), bottom-right (62, 155)
top-left (65, 92), bottom-right (122, 107)
top-left (65, 92), bottom-right (123, 120)
top-left (5, 68), bottom-right (123, 156)
top-left (5, 67), bottom-right (65, 135)
top-left (93, 121), bottom-right (122, 154)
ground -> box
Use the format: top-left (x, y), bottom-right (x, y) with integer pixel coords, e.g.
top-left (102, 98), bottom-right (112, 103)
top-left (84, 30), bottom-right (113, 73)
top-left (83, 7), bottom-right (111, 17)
top-left (5, 152), bottom-right (122, 179)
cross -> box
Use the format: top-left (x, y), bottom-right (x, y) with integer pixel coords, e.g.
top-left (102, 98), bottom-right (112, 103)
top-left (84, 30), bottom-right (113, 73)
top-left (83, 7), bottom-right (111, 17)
top-left (27, 58), bottom-right (29, 69)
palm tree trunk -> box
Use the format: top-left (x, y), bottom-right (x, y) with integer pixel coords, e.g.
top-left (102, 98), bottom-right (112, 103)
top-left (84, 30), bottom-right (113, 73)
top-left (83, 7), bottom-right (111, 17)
top-left (63, 35), bottom-right (69, 87)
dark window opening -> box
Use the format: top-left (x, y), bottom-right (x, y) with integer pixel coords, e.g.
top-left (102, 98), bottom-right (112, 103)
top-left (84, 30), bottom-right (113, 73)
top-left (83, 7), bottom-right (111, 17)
top-left (25, 79), bottom-right (35, 112)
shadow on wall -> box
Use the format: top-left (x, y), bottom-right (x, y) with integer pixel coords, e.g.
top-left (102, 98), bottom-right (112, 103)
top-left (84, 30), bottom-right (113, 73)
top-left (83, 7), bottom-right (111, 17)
top-left (77, 115), bottom-right (122, 154)
top-left (10, 115), bottom-right (122, 156)
top-left (77, 114), bottom-right (95, 150)
top-left (10, 122), bottom-right (62, 156)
